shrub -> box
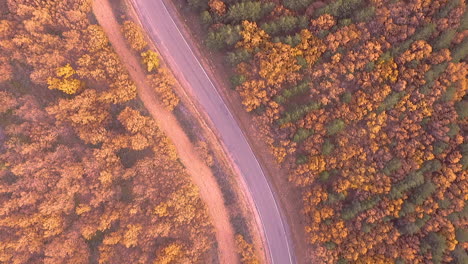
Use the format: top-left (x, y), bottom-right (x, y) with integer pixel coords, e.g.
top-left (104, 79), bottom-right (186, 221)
top-left (326, 119), bottom-right (345, 136)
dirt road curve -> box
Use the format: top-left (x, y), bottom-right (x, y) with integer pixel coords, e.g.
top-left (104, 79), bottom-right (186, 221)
top-left (92, 1), bottom-right (238, 263)
top-left (129, 1), bottom-right (296, 263)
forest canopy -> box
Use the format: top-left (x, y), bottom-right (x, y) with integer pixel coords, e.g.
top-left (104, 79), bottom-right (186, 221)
top-left (187, 0), bottom-right (468, 263)
top-left (0, 0), bottom-right (214, 263)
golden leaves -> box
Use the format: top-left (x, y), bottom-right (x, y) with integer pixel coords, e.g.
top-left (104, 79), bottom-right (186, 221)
top-left (75, 204), bottom-right (91, 215)
top-left (47, 64), bottom-right (83, 94)
top-left (118, 107), bottom-right (149, 134)
top-left (271, 145), bottom-right (287, 163)
top-left (237, 79), bottom-right (267, 112)
top-left (257, 41), bottom-right (302, 87)
top-left (297, 29), bottom-right (326, 67)
top-left (103, 232), bottom-right (121, 245)
top-left (310, 14), bottom-right (336, 32)
top-left (87, 25), bottom-right (109, 53)
top-left (141, 50), bottom-right (160, 72)
top-left (42, 215), bottom-right (64, 238)
top-left (235, 234), bottom-right (259, 264)
top-left (154, 203), bottom-right (170, 217)
top-left (399, 40), bottom-right (433, 64)
top-left (308, 155), bottom-right (326, 174)
top-left (375, 58), bottom-right (399, 83)
top-left (99, 170), bottom-right (113, 185)
top-left (326, 24), bottom-right (360, 52)
top-left (236, 20), bottom-right (269, 51)
top-left (214, 1), bottom-right (468, 263)
top-left (149, 67), bottom-right (180, 111)
top-left (0, 19), bottom-right (13, 38)
top-left (123, 224), bottom-right (142, 248)
top-left (122, 20), bottom-right (148, 52)
top-left (154, 243), bottom-right (183, 264)
top-left (209, 0), bottom-right (227, 16)
top-left (81, 226), bottom-right (96, 241)
top-left (1, 1), bottom-right (215, 263)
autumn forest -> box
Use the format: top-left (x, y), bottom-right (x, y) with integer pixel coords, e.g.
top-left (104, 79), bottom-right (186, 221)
top-left (0, 0), bottom-right (215, 263)
top-left (1, 0), bottom-right (467, 263)
top-left (185, 0), bottom-right (468, 263)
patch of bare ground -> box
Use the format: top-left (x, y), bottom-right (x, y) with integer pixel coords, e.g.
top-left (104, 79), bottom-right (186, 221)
top-left (157, 0), bottom-right (313, 263)
top-left (92, 1), bottom-right (239, 263)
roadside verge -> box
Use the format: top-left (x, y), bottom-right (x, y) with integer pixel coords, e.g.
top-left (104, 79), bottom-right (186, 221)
top-left (92, 0), bottom-right (239, 263)
top-left (148, 0), bottom-right (311, 262)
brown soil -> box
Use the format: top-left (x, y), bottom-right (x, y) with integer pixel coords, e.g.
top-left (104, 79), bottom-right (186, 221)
top-left (161, 0), bottom-right (313, 263)
top-left (122, 1), bottom-right (269, 263)
top-left (92, 1), bottom-right (239, 263)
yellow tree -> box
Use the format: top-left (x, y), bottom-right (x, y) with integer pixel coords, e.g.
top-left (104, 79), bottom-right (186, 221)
top-left (296, 29), bottom-right (326, 67)
top-left (47, 64), bottom-right (83, 94)
top-left (141, 50), bottom-right (160, 72)
top-left (257, 41), bottom-right (302, 87)
top-left (0, 20), bottom-right (13, 38)
top-left (149, 67), bottom-right (180, 111)
top-left (237, 79), bottom-right (267, 112)
top-left (86, 25), bottom-right (109, 53)
top-left (154, 243), bottom-right (183, 264)
top-left (375, 58), bottom-right (399, 83)
top-left (236, 20), bottom-right (269, 51)
top-left (235, 234), bottom-right (259, 264)
top-left (122, 20), bottom-right (148, 51)
top-left (46, 89), bottom-right (109, 144)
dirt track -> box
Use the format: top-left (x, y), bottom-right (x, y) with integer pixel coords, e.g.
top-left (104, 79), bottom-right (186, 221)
top-left (126, 0), bottom-right (297, 263)
top-left (92, 1), bottom-right (239, 263)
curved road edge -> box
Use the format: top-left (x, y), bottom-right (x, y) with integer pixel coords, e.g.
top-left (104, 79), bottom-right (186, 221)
top-left (128, 0), bottom-right (297, 263)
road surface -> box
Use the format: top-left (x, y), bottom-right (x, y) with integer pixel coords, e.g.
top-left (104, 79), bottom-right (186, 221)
top-left (130, 1), bottom-right (296, 263)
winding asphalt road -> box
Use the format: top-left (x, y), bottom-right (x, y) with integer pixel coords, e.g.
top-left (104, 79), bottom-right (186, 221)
top-left (129, 1), bottom-right (296, 263)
